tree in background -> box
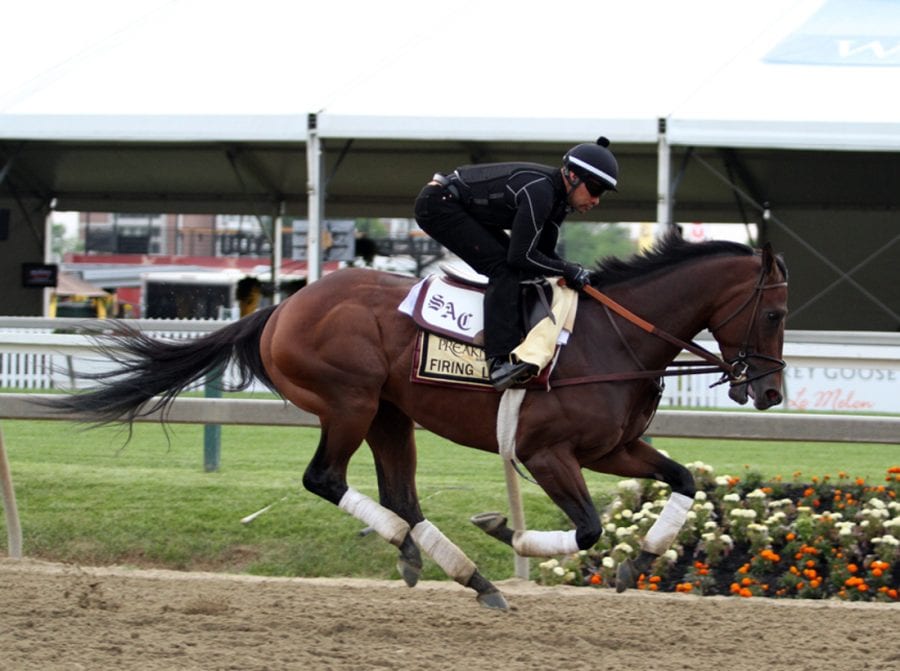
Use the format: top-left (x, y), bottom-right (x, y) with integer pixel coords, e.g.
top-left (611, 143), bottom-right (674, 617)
top-left (560, 223), bottom-right (636, 268)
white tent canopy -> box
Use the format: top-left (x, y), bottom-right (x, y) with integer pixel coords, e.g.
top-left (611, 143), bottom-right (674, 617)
top-left (2, 0), bottom-right (897, 147)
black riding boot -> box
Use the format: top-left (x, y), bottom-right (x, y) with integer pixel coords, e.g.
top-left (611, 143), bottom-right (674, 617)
top-left (488, 358), bottom-right (538, 392)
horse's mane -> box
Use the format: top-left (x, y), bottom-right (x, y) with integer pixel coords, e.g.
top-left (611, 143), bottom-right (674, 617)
top-left (590, 230), bottom-right (756, 288)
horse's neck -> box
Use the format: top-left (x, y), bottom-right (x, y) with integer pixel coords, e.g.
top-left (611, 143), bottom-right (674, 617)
top-left (583, 258), bottom-right (745, 365)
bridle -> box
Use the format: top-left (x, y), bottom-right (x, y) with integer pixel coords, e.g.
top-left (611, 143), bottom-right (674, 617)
top-left (552, 259), bottom-right (787, 390)
top-left (707, 263), bottom-right (788, 388)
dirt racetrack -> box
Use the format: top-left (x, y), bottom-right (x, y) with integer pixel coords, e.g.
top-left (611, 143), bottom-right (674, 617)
top-left (2, 558), bottom-right (899, 671)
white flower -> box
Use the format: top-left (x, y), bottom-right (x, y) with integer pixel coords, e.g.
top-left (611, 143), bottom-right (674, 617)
top-left (553, 566), bottom-right (566, 576)
top-left (884, 518), bottom-right (900, 530)
top-left (602, 556), bottom-right (616, 569)
top-left (694, 491), bottom-right (708, 502)
top-left (768, 498), bottom-right (794, 509)
top-left (715, 476), bottom-right (733, 486)
top-left (704, 521), bottom-right (718, 530)
top-left (723, 493), bottom-right (741, 503)
top-left (720, 534), bottom-right (733, 546)
top-left (663, 549), bottom-right (678, 562)
top-left (617, 479), bottom-right (641, 493)
top-left (613, 542), bottom-right (634, 554)
top-left (702, 502), bottom-right (715, 511)
top-left (621, 509), bottom-right (634, 520)
top-left (686, 511), bottom-right (697, 521)
top-left (868, 499), bottom-right (886, 510)
top-left (540, 558), bottom-right (559, 570)
top-left (605, 523), bottom-right (617, 534)
top-left (701, 532), bottom-right (716, 542)
top-left (746, 489), bottom-right (766, 499)
top-left (873, 534), bottom-right (899, 547)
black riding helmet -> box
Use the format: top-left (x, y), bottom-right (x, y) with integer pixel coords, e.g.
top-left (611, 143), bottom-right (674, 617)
top-left (563, 136), bottom-right (619, 195)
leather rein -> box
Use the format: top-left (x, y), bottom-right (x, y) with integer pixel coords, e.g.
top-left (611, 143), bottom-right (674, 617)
top-left (551, 266), bottom-right (788, 389)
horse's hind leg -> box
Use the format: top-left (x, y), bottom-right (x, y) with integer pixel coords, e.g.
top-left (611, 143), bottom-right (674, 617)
top-left (302, 418), bottom-right (411, 565)
top-left (366, 401), bottom-right (508, 611)
top-left (585, 438), bottom-right (696, 591)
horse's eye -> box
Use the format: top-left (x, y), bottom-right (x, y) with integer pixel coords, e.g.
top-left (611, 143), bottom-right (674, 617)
top-left (766, 311), bottom-right (783, 323)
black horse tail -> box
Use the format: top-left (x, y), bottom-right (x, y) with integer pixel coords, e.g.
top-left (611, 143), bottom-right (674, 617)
top-left (44, 305), bottom-right (279, 427)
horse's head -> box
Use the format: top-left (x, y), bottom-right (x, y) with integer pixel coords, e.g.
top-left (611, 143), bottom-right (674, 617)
top-left (709, 244), bottom-right (788, 410)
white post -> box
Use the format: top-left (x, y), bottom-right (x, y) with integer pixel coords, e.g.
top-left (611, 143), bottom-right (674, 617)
top-left (306, 113), bottom-right (324, 283)
top-left (503, 460), bottom-right (530, 579)
top-left (272, 201), bottom-right (285, 303)
top-left (656, 117), bottom-right (673, 237)
top-left (0, 425), bottom-right (22, 559)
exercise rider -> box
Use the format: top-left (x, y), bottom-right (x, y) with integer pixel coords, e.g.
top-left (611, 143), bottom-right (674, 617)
top-left (414, 137), bottom-right (619, 391)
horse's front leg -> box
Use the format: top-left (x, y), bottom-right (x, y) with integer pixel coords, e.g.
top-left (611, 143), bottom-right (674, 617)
top-left (584, 438), bottom-right (696, 591)
top-left (474, 444), bottom-right (603, 557)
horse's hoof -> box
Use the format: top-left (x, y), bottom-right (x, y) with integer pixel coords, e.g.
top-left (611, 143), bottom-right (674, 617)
top-left (476, 590), bottom-right (509, 611)
top-left (470, 512), bottom-right (507, 533)
top-left (615, 559), bottom-right (640, 593)
top-left (397, 557), bottom-right (421, 588)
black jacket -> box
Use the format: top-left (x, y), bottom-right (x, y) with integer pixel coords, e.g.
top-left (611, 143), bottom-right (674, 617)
top-left (451, 162), bottom-right (571, 277)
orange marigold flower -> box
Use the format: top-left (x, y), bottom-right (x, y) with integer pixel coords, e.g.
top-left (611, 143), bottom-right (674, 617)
top-left (741, 577), bottom-right (753, 587)
top-left (806, 559), bottom-right (816, 568)
top-left (857, 583), bottom-right (869, 592)
top-left (785, 532), bottom-right (796, 542)
top-left (649, 575), bottom-right (661, 583)
top-left (803, 487), bottom-right (815, 497)
top-left (739, 588), bottom-right (753, 598)
top-left (730, 583), bottom-right (741, 594)
top-left (888, 589), bottom-right (899, 600)
top-left (887, 466), bottom-right (900, 474)
top-left (848, 563), bottom-right (859, 574)
top-left (590, 574), bottom-right (601, 585)
top-left (738, 563), bottom-right (750, 574)
top-left (872, 568), bottom-right (883, 578)
top-left (810, 579), bottom-right (821, 589)
top-left (855, 477), bottom-right (866, 486)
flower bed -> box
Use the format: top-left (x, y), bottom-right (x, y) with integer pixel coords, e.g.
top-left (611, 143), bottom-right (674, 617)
top-left (537, 464), bottom-right (900, 601)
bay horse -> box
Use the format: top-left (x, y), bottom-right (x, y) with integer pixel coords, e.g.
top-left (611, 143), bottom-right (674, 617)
top-left (49, 233), bottom-right (788, 610)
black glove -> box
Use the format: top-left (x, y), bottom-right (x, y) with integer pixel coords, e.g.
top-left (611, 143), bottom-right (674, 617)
top-left (563, 264), bottom-right (592, 291)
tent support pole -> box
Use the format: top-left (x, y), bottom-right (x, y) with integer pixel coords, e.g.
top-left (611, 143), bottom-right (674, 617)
top-left (306, 113), bottom-right (324, 283)
top-left (656, 118), bottom-right (674, 236)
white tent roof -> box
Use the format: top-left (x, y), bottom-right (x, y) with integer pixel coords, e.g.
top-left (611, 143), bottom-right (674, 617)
top-left (2, 0), bottom-right (897, 149)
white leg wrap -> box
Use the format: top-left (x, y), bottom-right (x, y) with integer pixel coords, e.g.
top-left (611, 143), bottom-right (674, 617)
top-left (338, 488), bottom-right (409, 546)
top-left (512, 529), bottom-right (580, 557)
top-left (641, 492), bottom-right (694, 555)
top-left (410, 520), bottom-right (477, 584)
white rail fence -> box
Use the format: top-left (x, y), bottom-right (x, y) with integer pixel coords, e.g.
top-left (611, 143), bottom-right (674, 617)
top-left (1, 318), bottom-right (898, 575)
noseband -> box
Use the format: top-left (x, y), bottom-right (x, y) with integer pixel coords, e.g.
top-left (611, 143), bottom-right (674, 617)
top-left (708, 264), bottom-right (788, 388)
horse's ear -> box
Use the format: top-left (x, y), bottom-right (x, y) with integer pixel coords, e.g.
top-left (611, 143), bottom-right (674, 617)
top-left (761, 242), bottom-right (774, 274)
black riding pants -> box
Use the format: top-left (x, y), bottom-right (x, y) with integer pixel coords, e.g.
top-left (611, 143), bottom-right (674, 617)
top-left (414, 183), bottom-right (524, 360)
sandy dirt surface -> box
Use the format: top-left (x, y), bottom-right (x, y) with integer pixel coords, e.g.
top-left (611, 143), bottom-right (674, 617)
top-left (2, 558), bottom-right (899, 671)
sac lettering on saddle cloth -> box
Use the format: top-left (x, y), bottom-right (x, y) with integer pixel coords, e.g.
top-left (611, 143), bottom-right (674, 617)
top-left (397, 272), bottom-right (578, 390)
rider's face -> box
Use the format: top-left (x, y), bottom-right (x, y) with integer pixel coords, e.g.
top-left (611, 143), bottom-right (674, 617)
top-left (565, 171), bottom-right (603, 213)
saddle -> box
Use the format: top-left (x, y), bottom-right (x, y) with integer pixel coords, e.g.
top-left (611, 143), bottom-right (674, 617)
top-left (398, 265), bottom-right (578, 391)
